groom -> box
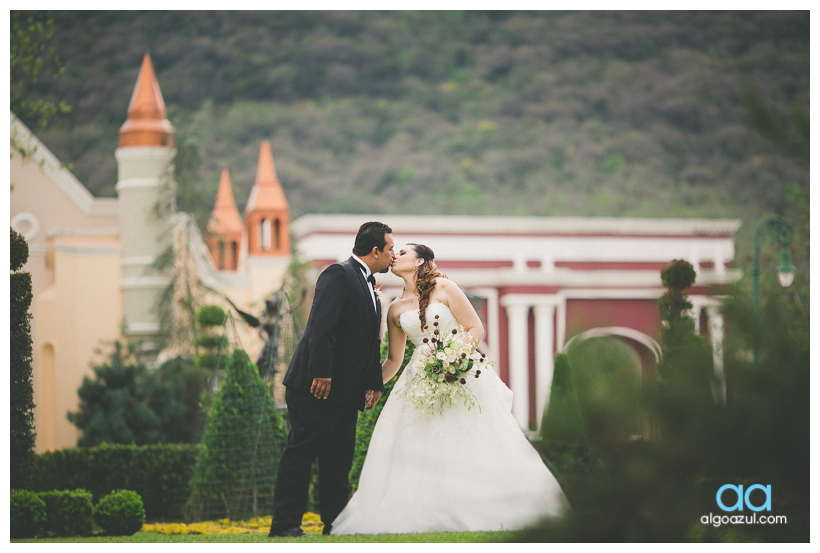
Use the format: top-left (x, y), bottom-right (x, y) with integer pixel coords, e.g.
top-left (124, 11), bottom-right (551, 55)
top-left (269, 221), bottom-right (395, 538)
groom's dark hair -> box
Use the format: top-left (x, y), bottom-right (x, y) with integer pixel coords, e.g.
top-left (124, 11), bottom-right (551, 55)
top-left (352, 221), bottom-right (392, 256)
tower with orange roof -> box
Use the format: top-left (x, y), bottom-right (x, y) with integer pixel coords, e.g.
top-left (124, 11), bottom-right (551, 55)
top-left (115, 53), bottom-right (175, 346)
top-left (242, 140), bottom-right (291, 302)
top-left (245, 141), bottom-right (290, 258)
top-left (207, 169), bottom-right (244, 271)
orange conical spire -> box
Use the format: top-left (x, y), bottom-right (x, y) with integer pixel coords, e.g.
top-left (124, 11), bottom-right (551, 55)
top-left (118, 53), bottom-right (174, 147)
top-left (209, 169), bottom-right (244, 236)
top-left (245, 141), bottom-right (289, 215)
top-left (206, 169), bottom-right (244, 271)
top-left (245, 141), bottom-right (290, 257)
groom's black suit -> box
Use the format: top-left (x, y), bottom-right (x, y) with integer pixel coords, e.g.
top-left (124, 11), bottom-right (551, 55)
top-left (270, 257), bottom-right (385, 535)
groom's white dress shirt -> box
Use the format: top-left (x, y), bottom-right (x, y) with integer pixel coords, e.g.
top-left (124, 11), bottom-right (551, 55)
top-left (352, 255), bottom-right (377, 310)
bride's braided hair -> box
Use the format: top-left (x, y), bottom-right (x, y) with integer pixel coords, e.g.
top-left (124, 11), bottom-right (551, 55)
top-left (409, 243), bottom-right (447, 331)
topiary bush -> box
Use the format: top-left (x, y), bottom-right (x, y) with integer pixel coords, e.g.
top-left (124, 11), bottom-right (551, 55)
top-left (186, 349), bottom-right (289, 521)
top-left (540, 352), bottom-right (585, 443)
top-left (38, 489), bottom-right (94, 537)
top-left (94, 490), bottom-right (145, 536)
top-left (196, 305), bottom-right (227, 327)
top-left (11, 228), bottom-right (36, 489)
top-left (10, 489), bottom-right (47, 539)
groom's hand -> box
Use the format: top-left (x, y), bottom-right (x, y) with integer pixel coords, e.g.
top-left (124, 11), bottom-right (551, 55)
top-left (365, 390), bottom-right (382, 409)
top-left (311, 377), bottom-right (331, 399)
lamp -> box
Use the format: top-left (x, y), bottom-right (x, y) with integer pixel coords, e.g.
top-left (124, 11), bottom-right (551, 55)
top-left (753, 216), bottom-right (795, 370)
top-left (777, 248), bottom-right (795, 288)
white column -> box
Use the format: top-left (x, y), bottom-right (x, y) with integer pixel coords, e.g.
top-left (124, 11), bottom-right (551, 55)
top-left (714, 245), bottom-right (726, 275)
top-left (504, 303), bottom-right (530, 429)
top-left (115, 146), bottom-right (175, 345)
top-left (533, 304), bottom-right (556, 432)
top-left (707, 306), bottom-right (726, 405)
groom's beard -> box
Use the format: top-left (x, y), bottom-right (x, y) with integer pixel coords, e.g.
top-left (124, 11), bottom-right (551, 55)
top-left (378, 267), bottom-right (390, 274)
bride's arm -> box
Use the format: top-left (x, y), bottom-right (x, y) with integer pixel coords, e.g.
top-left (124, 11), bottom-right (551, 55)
top-left (439, 279), bottom-right (485, 344)
top-left (381, 305), bottom-right (408, 384)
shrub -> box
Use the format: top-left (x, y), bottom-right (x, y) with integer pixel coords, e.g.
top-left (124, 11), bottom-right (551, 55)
top-left (38, 489), bottom-right (94, 537)
top-left (94, 490), bottom-right (146, 536)
top-left (186, 349), bottom-right (288, 521)
top-left (196, 305), bottom-right (227, 327)
top-left (31, 443), bottom-right (200, 520)
top-left (11, 228), bottom-right (35, 489)
top-left (10, 489), bottom-right (47, 539)
top-left (540, 353), bottom-right (585, 443)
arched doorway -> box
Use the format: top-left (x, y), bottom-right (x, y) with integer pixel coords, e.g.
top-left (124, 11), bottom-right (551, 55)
top-left (563, 327), bottom-right (661, 442)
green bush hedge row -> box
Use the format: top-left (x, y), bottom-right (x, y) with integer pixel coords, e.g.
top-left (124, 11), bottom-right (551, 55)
top-left (31, 443), bottom-right (200, 520)
top-left (11, 488), bottom-right (146, 538)
top-left (10, 490), bottom-right (47, 539)
top-left (11, 489), bottom-right (93, 538)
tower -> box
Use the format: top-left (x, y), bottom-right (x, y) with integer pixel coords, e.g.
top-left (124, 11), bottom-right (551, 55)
top-left (207, 168), bottom-right (244, 271)
top-left (245, 141), bottom-right (290, 257)
top-left (115, 53), bottom-right (175, 347)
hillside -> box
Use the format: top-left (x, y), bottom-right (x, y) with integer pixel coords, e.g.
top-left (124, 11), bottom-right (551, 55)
top-left (17, 10), bottom-right (809, 239)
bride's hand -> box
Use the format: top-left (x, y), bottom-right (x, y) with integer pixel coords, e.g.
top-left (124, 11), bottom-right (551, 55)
top-left (365, 390), bottom-right (382, 409)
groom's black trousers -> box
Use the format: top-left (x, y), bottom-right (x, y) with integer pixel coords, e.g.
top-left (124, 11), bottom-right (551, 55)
top-left (270, 386), bottom-right (359, 534)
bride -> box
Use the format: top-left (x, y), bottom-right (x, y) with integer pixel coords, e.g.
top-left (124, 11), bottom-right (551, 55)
top-left (329, 243), bottom-right (569, 535)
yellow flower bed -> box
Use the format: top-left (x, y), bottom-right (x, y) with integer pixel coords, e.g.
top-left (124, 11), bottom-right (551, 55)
top-left (142, 513), bottom-right (324, 535)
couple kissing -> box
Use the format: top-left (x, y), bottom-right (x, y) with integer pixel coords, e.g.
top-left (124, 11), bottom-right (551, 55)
top-left (269, 221), bottom-right (568, 537)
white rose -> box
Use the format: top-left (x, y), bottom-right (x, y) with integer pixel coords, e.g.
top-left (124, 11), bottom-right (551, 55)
top-left (436, 352), bottom-right (447, 360)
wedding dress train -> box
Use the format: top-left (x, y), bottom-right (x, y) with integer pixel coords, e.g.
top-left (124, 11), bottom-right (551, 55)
top-left (330, 302), bottom-right (568, 535)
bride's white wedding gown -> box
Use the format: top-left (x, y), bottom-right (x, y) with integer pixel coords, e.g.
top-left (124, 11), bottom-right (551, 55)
top-left (330, 302), bottom-right (568, 535)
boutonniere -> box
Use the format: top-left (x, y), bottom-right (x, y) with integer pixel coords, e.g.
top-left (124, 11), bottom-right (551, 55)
top-left (374, 286), bottom-right (383, 299)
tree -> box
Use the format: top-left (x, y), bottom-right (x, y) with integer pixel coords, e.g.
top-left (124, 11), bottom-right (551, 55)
top-left (655, 260), bottom-right (716, 442)
top-left (10, 11), bottom-right (70, 143)
top-left (11, 228), bottom-right (36, 489)
top-left (186, 349), bottom-right (288, 521)
top-left (68, 341), bottom-right (169, 446)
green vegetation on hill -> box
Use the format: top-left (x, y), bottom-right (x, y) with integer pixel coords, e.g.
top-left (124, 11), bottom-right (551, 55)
top-left (18, 10), bottom-right (808, 237)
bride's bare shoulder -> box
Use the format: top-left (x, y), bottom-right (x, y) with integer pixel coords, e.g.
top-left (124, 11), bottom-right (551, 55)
top-left (387, 300), bottom-right (413, 324)
top-left (432, 276), bottom-right (456, 291)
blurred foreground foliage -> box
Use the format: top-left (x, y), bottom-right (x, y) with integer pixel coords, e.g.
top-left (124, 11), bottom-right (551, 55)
top-left (528, 229), bottom-right (809, 541)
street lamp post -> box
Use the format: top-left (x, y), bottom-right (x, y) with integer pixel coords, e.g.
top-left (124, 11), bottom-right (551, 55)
top-left (752, 216), bottom-right (795, 370)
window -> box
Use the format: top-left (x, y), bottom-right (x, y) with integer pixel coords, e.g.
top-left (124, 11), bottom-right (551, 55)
top-left (260, 219), bottom-right (271, 251)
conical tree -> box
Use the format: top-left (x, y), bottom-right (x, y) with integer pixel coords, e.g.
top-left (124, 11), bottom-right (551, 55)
top-left (540, 353), bottom-right (585, 444)
top-left (186, 348), bottom-right (288, 521)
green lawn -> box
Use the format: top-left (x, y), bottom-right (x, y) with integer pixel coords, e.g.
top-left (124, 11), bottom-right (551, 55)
top-left (12, 530), bottom-right (515, 543)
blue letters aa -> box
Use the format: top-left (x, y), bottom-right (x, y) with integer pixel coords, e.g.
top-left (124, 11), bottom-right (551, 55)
top-left (716, 484), bottom-right (771, 512)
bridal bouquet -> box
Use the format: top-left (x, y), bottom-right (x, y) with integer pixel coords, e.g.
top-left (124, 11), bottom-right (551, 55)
top-left (401, 315), bottom-right (491, 417)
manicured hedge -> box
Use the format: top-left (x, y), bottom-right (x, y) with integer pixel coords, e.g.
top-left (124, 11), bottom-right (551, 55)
top-left (32, 443), bottom-right (200, 520)
top-left (94, 490), bottom-right (146, 536)
top-left (10, 489), bottom-right (47, 538)
top-left (11, 228), bottom-right (35, 489)
top-left (38, 489), bottom-right (94, 537)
